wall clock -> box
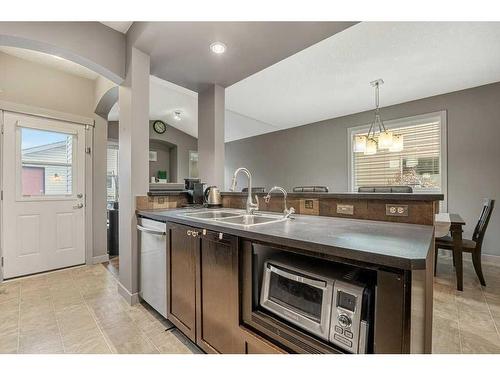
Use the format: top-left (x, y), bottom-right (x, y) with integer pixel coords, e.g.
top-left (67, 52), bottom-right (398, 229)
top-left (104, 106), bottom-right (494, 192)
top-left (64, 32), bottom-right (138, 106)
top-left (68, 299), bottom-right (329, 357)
top-left (153, 120), bottom-right (167, 134)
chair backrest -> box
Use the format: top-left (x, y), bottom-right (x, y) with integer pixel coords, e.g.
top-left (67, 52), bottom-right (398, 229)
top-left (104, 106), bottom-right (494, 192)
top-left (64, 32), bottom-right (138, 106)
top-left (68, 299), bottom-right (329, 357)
top-left (472, 199), bottom-right (495, 245)
top-left (292, 186), bottom-right (329, 193)
top-left (358, 186), bottom-right (413, 193)
top-left (241, 187), bottom-right (266, 193)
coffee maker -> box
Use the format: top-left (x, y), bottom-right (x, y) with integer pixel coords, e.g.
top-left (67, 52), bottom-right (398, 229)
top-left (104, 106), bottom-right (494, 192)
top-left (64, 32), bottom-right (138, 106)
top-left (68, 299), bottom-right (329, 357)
top-left (184, 178), bottom-right (206, 206)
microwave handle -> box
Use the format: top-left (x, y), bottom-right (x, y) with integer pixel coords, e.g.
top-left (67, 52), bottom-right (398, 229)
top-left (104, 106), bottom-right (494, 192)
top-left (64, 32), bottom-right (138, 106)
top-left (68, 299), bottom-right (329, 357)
top-left (267, 264), bottom-right (327, 289)
top-left (358, 320), bottom-right (369, 354)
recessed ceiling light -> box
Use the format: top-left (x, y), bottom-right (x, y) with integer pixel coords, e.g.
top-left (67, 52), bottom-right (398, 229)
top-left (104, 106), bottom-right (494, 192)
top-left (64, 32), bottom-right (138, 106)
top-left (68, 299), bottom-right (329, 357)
top-left (210, 42), bottom-right (227, 54)
top-left (173, 111), bottom-right (182, 121)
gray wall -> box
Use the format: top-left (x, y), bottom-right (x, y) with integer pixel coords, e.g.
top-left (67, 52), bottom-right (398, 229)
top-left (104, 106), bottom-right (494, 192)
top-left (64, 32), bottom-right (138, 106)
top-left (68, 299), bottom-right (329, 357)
top-left (225, 82), bottom-right (500, 256)
top-left (149, 121), bottom-right (198, 182)
top-left (0, 21), bottom-right (126, 83)
top-left (0, 51), bottom-right (94, 116)
top-left (108, 121), bottom-right (119, 141)
top-left (149, 140), bottom-right (172, 181)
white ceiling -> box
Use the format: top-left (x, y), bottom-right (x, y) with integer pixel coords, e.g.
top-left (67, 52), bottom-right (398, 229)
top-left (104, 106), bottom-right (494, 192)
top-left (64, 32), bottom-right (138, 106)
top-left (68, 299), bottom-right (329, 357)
top-left (107, 75), bottom-right (285, 141)
top-left (101, 22), bottom-right (133, 34)
top-left (225, 22), bottom-right (500, 140)
top-left (108, 76), bottom-right (199, 138)
top-left (0, 46), bottom-right (99, 80)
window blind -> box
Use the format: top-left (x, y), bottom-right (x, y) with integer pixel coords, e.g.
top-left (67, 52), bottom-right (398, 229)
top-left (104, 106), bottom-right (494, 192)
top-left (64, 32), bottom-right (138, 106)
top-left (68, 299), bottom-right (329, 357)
top-left (352, 119), bottom-right (442, 192)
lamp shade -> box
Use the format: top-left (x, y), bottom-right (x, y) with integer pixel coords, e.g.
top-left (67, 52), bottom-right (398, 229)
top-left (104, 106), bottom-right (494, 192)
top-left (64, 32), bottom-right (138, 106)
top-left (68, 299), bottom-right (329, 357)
top-left (364, 138), bottom-right (377, 155)
top-left (354, 135), bottom-right (367, 153)
top-left (378, 130), bottom-right (393, 149)
top-left (390, 134), bottom-right (404, 152)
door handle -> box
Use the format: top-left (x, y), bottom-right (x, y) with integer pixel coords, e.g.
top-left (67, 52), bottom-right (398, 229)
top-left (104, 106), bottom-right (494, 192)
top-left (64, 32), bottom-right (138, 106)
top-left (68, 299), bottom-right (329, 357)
top-left (73, 203), bottom-right (84, 209)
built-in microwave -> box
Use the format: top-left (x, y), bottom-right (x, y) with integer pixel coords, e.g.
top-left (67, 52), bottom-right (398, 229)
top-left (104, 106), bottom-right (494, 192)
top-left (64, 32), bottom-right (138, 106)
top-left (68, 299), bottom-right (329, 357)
top-left (260, 257), bottom-right (373, 354)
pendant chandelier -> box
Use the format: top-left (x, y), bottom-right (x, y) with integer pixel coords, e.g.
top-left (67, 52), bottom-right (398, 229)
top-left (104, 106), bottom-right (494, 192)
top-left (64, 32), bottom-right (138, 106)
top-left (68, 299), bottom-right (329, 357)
top-left (354, 79), bottom-right (403, 154)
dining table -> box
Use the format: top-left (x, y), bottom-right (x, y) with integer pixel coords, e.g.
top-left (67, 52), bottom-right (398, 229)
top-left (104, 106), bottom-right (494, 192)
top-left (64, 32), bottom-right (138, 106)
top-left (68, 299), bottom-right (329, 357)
top-left (434, 212), bottom-right (466, 291)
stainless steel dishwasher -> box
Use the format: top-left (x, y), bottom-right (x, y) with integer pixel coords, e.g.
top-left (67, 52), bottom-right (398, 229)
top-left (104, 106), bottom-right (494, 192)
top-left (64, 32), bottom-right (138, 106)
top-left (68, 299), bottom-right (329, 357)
top-left (137, 217), bottom-right (167, 318)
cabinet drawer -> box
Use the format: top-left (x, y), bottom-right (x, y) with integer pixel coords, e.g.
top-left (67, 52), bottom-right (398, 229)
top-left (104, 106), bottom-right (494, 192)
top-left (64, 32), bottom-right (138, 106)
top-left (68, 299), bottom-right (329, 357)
top-left (241, 327), bottom-right (287, 354)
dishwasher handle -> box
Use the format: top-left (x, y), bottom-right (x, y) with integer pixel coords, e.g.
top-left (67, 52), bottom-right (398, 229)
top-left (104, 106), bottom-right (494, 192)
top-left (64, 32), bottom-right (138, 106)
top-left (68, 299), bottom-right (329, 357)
top-left (137, 225), bottom-right (166, 236)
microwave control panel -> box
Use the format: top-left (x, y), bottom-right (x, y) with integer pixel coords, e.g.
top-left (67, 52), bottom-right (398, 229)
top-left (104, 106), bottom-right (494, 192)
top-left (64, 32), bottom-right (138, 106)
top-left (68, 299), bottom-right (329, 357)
top-left (330, 281), bottom-right (366, 353)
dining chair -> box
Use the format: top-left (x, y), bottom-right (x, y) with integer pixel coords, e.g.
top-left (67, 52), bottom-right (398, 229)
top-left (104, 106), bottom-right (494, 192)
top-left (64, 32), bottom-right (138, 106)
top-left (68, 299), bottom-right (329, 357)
top-left (435, 199), bottom-right (495, 286)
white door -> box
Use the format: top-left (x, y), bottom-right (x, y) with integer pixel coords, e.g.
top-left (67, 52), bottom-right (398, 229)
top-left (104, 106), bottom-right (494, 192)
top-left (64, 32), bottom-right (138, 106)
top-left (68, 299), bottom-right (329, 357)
top-left (1, 111), bottom-right (86, 279)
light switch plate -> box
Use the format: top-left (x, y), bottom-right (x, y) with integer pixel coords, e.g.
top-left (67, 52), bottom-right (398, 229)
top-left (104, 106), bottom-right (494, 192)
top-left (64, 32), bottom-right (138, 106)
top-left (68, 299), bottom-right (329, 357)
top-left (385, 204), bottom-right (409, 217)
top-left (337, 204), bottom-right (354, 215)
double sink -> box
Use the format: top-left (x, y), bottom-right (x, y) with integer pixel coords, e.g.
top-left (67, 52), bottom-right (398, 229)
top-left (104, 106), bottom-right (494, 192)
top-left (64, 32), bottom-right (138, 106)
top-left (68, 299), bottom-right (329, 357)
top-left (183, 209), bottom-right (287, 227)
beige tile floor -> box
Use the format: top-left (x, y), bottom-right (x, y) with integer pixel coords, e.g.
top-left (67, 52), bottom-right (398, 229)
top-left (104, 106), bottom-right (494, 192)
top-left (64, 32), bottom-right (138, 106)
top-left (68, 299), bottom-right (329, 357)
top-left (1, 253), bottom-right (499, 354)
top-left (0, 263), bottom-right (198, 354)
top-left (433, 252), bottom-right (500, 353)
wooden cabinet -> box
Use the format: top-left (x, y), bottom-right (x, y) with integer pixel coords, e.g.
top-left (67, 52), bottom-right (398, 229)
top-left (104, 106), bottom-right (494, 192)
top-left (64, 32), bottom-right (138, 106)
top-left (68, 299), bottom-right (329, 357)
top-left (166, 222), bottom-right (198, 342)
top-left (166, 222), bottom-right (242, 353)
top-left (196, 230), bottom-right (241, 353)
top-left (241, 327), bottom-right (287, 354)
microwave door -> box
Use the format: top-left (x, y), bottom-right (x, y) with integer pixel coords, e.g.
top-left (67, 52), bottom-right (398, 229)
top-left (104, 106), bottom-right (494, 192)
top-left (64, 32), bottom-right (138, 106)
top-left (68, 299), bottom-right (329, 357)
top-left (260, 263), bottom-right (334, 341)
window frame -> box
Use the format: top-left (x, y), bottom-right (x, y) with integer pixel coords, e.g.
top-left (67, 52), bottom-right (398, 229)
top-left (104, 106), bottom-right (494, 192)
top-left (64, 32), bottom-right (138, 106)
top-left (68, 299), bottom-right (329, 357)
top-left (347, 110), bottom-right (448, 210)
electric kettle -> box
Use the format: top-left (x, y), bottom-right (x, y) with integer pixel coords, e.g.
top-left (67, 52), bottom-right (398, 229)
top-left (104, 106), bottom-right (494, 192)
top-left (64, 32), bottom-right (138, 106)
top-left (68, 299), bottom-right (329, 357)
top-left (204, 186), bottom-right (223, 207)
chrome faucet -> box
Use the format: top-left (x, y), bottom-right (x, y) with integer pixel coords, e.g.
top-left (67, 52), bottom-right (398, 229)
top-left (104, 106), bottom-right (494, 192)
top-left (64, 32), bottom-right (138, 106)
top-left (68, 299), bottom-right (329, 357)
top-left (230, 167), bottom-right (259, 215)
top-left (265, 186), bottom-right (295, 219)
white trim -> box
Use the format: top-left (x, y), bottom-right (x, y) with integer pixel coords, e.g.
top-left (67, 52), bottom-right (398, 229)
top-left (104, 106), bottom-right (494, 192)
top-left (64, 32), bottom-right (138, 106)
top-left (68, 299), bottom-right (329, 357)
top-left (117, 281), bottom-right (140, 305)
top-left (92, 254), bottom-right (109, 264)
top-left (347, 110), bottom-right (448, 211)
top-left (0, 100), bottom-right (93, 127)
top-left (85, 124), bottom-right (94, 266)
top-left (482, 254), bottom-right (500, 265)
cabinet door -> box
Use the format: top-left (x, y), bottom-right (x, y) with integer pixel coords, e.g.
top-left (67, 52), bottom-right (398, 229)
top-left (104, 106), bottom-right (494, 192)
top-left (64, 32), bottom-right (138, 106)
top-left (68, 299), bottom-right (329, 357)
top-left (167, 222), bottom-right (198, 342)
top-left (196, 230), bottom-right (242, 353)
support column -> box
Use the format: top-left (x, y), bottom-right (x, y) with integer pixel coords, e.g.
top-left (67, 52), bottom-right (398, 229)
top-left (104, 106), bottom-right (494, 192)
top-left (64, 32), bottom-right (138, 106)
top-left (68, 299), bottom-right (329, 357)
top-left (118, 47), bottom-right (150, 304)
top-left (198, 84), bottom-right (225, 188)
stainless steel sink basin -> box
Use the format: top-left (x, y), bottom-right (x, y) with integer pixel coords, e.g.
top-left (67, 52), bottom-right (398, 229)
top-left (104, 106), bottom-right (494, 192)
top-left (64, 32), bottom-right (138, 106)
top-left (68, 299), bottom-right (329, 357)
top-left (183, 210), bottom-right (287, 227)
top-left (183, 210), bottom-right (242, 220)
top-left (218, 214), bottom-right (286, 226)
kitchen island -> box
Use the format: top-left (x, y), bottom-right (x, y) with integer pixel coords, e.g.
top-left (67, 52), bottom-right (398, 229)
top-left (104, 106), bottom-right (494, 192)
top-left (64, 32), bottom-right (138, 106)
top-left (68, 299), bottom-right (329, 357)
top-left (137, 207), bottom-right (435, 354)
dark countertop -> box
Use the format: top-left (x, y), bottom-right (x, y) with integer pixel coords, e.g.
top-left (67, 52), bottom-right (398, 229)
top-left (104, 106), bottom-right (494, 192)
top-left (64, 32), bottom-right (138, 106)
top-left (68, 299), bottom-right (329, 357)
top-left (221, 191), bottom-right (443, 201)
top-left (137, 208), bottom-right (434, 270)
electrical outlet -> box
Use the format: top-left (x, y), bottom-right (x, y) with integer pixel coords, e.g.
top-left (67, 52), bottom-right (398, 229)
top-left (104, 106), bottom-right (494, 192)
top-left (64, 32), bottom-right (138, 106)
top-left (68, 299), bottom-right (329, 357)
top-left (337, 204), bottom-right (354, 215)
top-left (385, 204), bottom-right (409, 217)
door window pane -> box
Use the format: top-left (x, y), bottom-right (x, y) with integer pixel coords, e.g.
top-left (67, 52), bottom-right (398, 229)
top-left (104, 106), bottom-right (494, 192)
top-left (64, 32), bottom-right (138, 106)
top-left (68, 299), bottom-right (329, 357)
top-left (21, 128), bottom-right (74, 196)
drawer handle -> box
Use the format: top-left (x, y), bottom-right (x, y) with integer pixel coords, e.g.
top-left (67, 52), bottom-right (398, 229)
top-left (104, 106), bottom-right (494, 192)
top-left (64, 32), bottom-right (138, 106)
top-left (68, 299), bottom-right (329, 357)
top-left (202, 229), bottom-right (207, 235)
top-left (218, 233), bottom-right (223, 240)
top-left (187, 230), bottom-right (192, 236)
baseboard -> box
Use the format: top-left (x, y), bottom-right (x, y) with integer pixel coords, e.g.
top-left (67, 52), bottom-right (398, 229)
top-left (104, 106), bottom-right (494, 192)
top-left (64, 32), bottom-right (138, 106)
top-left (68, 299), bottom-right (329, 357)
top-left (117, 281), bottom-right (140, 305)
top-left (92, 254), bottom-right (109, 264)
top-left (482, 254), bottom-right (500, 265)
